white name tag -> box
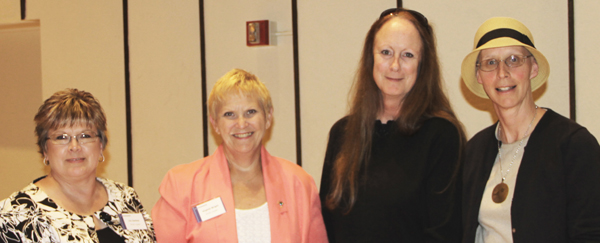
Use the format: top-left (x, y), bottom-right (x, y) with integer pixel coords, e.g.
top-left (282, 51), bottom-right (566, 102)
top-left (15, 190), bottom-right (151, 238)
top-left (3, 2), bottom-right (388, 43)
top-left (118, 213), bottom-right (148, 230)
top-left (192, 197), bottom-right (227, 222)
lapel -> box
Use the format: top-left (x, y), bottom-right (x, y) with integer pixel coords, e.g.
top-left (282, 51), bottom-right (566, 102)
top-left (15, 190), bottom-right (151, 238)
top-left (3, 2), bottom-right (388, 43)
top-left (471, 124), bottom-right (501, 215)
top-left (207, 145), bottom-right (237, 242)
top-left (480, 125), bottom-right (500, 186)
top-left (261, 146), bottom-right (291, 242)
top-left (510, 109), bottom-right (549, 217)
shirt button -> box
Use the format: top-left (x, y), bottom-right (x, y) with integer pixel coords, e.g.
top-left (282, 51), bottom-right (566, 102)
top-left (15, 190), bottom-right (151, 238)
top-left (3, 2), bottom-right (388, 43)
top-left (512, 228), bottom-right (516, 233)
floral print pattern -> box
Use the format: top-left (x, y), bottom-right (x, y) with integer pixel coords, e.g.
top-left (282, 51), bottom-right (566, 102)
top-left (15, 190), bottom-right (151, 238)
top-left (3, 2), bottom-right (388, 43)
top-left (0, 177), bottom-right (155, 243)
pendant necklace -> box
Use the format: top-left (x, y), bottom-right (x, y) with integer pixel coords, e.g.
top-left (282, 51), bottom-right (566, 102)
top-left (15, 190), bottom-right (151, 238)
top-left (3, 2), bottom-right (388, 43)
top-left (491, 105), bottom-right (538, 204)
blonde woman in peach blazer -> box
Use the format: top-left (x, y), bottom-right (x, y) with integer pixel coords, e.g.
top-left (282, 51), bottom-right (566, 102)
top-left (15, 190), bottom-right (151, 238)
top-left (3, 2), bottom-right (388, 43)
top-left (152, 69), bottom-right (327, 243)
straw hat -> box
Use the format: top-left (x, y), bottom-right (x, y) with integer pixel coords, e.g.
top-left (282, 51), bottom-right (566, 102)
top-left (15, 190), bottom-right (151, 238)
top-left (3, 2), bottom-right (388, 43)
top-left (461, 17), bottom-right (550, 99)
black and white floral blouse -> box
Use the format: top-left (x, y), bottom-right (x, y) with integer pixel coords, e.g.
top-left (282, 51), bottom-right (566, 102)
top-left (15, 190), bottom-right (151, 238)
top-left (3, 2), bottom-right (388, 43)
top-left (0, 177), bottom-right (155, 243)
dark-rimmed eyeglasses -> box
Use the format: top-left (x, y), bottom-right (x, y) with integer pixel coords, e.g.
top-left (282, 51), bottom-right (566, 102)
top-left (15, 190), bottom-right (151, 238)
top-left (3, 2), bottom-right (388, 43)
top-left (477, 55), bottom-right (533, 72)
top-left (47, 132), bottom-right (99, 145)
top-left (379, 8), bottom-right (429, 26)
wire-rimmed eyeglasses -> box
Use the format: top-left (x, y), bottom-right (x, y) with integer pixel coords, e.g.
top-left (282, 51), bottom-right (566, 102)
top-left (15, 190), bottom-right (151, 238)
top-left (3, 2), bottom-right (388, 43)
top-left (477, 55), bottom-right (532, 72)
top-left (47, 132), bottom-right (99, 145)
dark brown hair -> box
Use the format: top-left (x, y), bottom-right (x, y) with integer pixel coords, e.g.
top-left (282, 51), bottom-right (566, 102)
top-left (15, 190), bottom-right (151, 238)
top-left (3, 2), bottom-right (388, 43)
top-left (34, 88), bottom-right (108, 155)
top-left (325, 8), bottom-right (466, 212)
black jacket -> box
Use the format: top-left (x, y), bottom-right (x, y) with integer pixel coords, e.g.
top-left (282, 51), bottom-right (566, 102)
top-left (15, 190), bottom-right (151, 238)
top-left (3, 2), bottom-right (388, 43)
top-left (321, 117), bottom-right (462, 242)
top-left (463, 109), bottom-right (600, 242)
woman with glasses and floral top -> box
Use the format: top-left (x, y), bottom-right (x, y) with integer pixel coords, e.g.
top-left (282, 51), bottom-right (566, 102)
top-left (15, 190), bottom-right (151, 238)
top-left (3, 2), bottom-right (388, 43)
top-left (319, 8), bottom-right (465, 242)
top-left (461, 17), bottom-right (600, 242)
top-left (0, 89), bottom-right (155, 243)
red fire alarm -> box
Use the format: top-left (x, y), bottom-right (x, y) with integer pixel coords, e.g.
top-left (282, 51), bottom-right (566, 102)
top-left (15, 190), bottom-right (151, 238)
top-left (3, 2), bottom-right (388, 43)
top-left (246, 20), bottom-right (269, 46)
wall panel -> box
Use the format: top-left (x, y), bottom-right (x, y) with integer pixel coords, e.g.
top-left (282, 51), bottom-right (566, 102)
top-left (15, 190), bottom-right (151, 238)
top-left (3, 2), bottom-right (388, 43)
top-left (37, 0), bottom-right (128, 183)
top-left (406, 0), bottom-right (569, 139)
top-left (298, 0), bottom-right (396, 187)
top-left (128, 0), bottom-right (204, 209)
top-left (0, 24), bottom-right (42, 197)
top-left (0, 0), bottom-right (128, 197)
top-left (0, 0), bottom-right (20, 22)
top-left (575, 1), bottom-right (600, 138)
top-left (204, 0), bottom-right (297, 164)
top-left (1, 0), bottom-right (597, 214)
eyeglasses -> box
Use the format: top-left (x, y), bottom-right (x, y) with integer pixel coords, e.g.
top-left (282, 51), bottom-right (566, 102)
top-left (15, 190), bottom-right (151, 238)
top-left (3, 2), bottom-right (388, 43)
top-left (379, 8), bottom-right (429, 26)
top-left (47, 132), bottom-right (99, 145)
top-left (477, 55), bottom-right (532, 72)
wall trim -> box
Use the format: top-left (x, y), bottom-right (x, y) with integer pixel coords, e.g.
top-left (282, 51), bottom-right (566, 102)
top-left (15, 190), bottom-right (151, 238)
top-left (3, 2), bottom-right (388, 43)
top-left (292, 0), bottom-right (302, 166)
top-left (20, 0), bottom-right (26, 20)
top-left (122, 0), bottom-right (133, 187)
top-left (568, 0), bottom-right (576, 120)
top-left (200, 0), bottom-right (209, 157)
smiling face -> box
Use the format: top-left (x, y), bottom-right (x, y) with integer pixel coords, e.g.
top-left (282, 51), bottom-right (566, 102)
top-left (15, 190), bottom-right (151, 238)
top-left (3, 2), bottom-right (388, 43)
top-left (372, 17), bottom-right (422, 104)
top-left (210, 93), bottom-right (272, 159)
top-left (44, 123), bottom-right (103, 181)
top-left (476, 46), bottom-right (539, 110)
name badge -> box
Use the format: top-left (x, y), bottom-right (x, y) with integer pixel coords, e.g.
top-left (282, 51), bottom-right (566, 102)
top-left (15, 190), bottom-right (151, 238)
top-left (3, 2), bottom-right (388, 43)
top-left (192, 197), bottom-right (227, 223)
top-left (118, 213), bottom-right (148, 230)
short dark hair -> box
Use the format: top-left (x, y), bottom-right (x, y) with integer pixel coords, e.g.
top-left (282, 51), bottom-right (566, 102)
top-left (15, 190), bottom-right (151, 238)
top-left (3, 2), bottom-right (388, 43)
top-left (34, 88), bottom-right (108, 155)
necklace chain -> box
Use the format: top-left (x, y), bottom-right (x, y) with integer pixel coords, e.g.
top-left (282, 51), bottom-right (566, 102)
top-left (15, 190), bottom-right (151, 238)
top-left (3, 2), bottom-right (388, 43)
top-left (497, 105), bottom-right (538, 182)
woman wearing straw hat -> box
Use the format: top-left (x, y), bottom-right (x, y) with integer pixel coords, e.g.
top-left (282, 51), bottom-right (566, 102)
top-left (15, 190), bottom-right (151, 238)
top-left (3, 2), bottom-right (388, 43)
top-left (461, 17), bottom-right (600, 242)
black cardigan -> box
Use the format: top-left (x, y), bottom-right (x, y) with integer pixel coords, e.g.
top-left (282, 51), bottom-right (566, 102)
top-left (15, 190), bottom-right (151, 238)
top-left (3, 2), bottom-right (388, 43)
top-left (320, 117), bottom-right (462, 243)
top-left (462, 109), bottom-right (600, 242)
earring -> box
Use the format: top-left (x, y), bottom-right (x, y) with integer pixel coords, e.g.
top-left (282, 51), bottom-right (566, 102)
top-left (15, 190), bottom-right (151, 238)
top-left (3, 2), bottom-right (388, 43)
top-left (99, 154), bottom-right (105, 163)
top-left (43, 157), bottom-right (49, 166)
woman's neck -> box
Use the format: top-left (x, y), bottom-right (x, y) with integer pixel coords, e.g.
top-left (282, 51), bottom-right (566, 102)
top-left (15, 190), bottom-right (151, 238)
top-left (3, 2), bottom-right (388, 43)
top-left (378, 97), bottom-right (401, 123)
top-left (224, 147), bottom-right (262, 174)
top-left (225, 147), bottom-right (266, 209)
top-left (36, 174), bottom-right (107, 215)
top-left (496, 103), bottom-right (542, 143)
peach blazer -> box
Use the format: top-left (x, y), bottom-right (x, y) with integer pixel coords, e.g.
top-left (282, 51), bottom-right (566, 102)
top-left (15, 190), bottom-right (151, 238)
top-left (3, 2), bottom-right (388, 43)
top-left (152, 145), bottom-right (328, 243)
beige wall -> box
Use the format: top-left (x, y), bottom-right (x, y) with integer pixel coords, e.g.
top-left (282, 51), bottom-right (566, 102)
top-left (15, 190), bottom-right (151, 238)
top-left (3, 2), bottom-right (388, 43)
top-left (575, 0), bottom-right (600, 137)
top-left (38, 1), bottom-right (129, 183)
top-left (298, 0), bottom-right (396, 189)
top-left (204, 0), bottom-right (297, 165)
top-left (0, 0), bottom-right (598, 213)
top-left (406, 0), bottom-right (570, 138)
top-left (0, 0), bottom-right (128, 196)
top-left (0, 21), bottom-right (43, 198)
top-left (128, 0), bottom-right (204, 211)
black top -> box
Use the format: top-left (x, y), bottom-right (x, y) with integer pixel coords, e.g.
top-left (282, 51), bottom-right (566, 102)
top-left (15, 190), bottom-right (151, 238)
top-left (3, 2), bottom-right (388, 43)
top-left (97, 227), bottom-right (125, 243)
top-left (462, 109), bottom-right (600, 242)
top-left (320, 117), bottom-right (462, 242)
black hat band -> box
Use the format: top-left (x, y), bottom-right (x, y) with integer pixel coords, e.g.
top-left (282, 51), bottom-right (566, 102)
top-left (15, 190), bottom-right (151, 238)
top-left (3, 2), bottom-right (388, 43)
top-left (476, 28), bottom-right (535, 48)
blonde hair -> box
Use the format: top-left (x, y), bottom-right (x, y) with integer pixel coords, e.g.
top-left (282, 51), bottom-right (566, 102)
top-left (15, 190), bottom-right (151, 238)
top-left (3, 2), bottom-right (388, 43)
top-left (208, 69), bottom-right (273, 119)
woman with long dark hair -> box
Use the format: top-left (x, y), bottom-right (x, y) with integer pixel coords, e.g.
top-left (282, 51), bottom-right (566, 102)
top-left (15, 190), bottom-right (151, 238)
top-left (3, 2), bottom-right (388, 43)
top-left (319, 8), bottom-right (465, 242)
